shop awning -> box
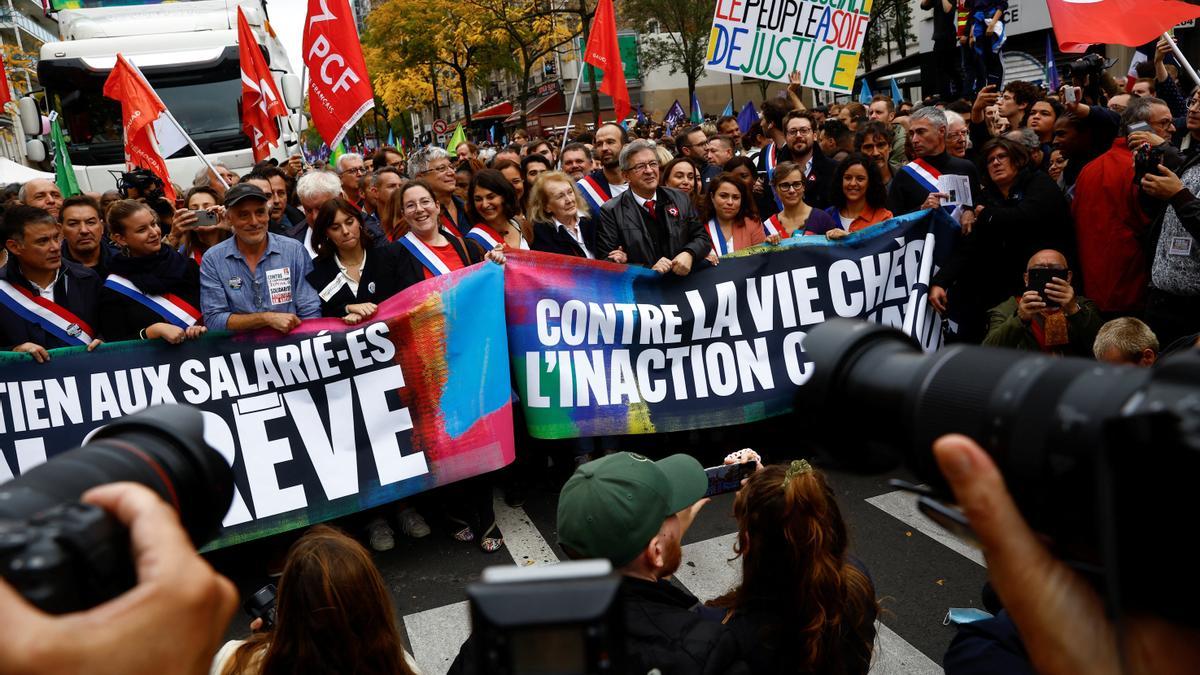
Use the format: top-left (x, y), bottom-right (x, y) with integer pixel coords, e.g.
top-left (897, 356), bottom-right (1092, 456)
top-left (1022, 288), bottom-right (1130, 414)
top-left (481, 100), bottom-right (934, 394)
top-left (505, 92), bottom-right (566, 124)
top-left (472, 100), bottom-right (513, 121)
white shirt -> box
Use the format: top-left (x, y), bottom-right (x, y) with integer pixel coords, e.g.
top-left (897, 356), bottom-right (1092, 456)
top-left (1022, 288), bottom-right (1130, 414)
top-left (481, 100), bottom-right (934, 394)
top-left (555, 218), bottom-right (593, 259)
top-left (28, 269), bottom-right (60, 302)
top-left (302, 226), bottom-right (318, 259)
top-left (609, 182), bottom-right (629, 198)
top-left (632, 191), bottom-right (656, 210)
top-left (839, 214), bottom-right (855, 228)
top-left (317, 253), bottom-right (365, 303)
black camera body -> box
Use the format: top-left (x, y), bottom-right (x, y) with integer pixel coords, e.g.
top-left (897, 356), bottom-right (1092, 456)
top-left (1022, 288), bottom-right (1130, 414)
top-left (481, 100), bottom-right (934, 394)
top-left (117, 168), bottom-right (166, 201)
top-left (244, 584), bottom-right (278, 630)
top-left (795, 320), bottom-right (1200, 626)
top-left (0, 405), bottom-right (233, 614)
top-left (1134, 143), bottom-right (1166, 185)
top-left (1067, 53), bottom-right (1111, 83)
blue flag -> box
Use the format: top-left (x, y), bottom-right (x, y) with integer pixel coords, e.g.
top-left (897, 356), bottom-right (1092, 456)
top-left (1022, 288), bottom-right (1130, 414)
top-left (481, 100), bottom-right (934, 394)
top-left (722, 99), bottom-right (734, 117)
top-left (737, 101), bottom-right (758, 134)
top-left (690, 92), bottom-right (703, 124)
top-left (664, 100), bottom-right (686, 132)
top-left (858, 80), bottom-right (873, 105)
top-left (387, 127), bottom-right (395, 147)
top-left (890, 78), bottom-right (903, 105)
top-left (1045, 33), bottom-right (1060, 91)
top-left (637, 103), bottom-right (647, 125)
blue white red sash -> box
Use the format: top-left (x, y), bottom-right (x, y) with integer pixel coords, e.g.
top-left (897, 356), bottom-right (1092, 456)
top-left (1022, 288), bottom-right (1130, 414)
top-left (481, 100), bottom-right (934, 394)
top-left (466, 223), bottom-right (530, 251)
top-left (902, 159), bottom-right (959, 217)
top-left (0, 279), bottom-right (95, 346)
top-left (400, 232), bottom-right (453, 277)
top-left (763, 142), bottom-right (777, 177)
top-left (577, 175), bottom-right (612, 213)
top-left (707, 219), bottom-right (731, 256)
top-left (763, 214), bottom-right (782, 237)
top-left (103, 274), bottom-right (200, 329)
top-left (439, 210), bottom-right (463, 238)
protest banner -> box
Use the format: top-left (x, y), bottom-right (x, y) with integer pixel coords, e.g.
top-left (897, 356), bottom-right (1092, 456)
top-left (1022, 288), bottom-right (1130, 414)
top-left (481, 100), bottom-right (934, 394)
top-left (0, 263), bottom-right (514, 550)
top-left (704, 0), bottom-right (872, 92)
top-left (505, 210), bottom-right (957, 439)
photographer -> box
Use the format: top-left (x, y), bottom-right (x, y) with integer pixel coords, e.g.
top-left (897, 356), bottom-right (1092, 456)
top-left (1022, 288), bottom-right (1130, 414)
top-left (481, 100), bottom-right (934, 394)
top-left (932, 434), bottom-right (1200, 675)
top-left (1139, 129), bottom-right (1200, 347)
top-left (0, 482), bottom-right (237, 675)
top-left (983, 249), bottom-right (1101, 356)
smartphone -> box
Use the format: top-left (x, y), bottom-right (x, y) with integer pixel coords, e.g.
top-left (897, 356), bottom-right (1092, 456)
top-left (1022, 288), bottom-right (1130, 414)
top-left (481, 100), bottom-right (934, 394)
top-left (243, 583), bottom-right (277, 630)
top-left (1063, 86), bottom-right (1077, 104)
top-left (1026, 267), bottom-right (1066, 309)
top-left (1127, 121), bottom-right (1151, 134)
top-left (192, 209), bottom-right (218, 227)
top-left (704, 462), bottom-right (757, 498)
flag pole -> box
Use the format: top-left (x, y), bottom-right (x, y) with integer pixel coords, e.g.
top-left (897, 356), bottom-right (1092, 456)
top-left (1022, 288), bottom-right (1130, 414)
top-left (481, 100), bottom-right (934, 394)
top-left (559, 70), bottom-right (585, 163)
top-left (1163, 32), bottom-right (1200, 88)
top-left (124, 56), bottom-right (231, 190)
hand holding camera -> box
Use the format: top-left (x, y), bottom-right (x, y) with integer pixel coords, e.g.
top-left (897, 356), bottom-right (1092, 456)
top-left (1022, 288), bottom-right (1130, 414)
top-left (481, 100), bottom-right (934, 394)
top-left (1140, 164), bottom-right (1185, 201)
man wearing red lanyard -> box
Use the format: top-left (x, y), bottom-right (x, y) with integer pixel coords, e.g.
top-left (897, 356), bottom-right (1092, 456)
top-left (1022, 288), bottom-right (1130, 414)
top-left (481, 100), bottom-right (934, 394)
top-left (408, 147), bottom-right (468, 238)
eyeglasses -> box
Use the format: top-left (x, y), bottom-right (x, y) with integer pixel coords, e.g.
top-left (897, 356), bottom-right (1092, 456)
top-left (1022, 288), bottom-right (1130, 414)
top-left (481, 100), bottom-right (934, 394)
top-left (421, 163), bottom-right (455, 175)
top-left (776, 181), bottom-right (805, 192)
top-left (629, 160), bottom-right (659, 173)
top-left (786, 127), bottom-right (813, 137)
top-left (987, 153), bottom-right (1011, 164)
top-left (342, 166), bottom-right (369, 174)
top-left (403, 198), bottom-right (437, 213)
top-left (1189, 98), bottom-right (1200, 110)
top-left (948, 130), bottom-right (969, 140)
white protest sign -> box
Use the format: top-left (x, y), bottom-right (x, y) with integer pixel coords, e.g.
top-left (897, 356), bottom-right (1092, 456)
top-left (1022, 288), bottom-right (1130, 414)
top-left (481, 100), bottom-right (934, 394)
top-left (704, 0), bottom-right (871, 93)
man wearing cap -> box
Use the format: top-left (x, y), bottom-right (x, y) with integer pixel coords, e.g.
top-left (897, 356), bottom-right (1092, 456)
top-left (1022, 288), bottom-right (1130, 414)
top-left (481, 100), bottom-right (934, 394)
top-left (199, 184), bottom-right (320, 333)
top-left (556, 452), bottom-right (748, 673)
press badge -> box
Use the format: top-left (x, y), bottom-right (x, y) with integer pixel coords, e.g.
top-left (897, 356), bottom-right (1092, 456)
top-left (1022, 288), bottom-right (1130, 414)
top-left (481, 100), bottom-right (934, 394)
top-left (1169, 236), bottom-right (1193, 256)
top-left (266, 268), bottom-right (292, 305)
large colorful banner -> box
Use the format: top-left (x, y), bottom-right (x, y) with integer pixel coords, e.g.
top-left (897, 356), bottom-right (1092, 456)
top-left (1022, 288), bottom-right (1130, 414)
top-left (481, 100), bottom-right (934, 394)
top-left (0, 263), bottom-right (514, 550)
top-left (704, 0), bottom-right (871, 92)
top-left (505, 211), bottom-right (956, 438)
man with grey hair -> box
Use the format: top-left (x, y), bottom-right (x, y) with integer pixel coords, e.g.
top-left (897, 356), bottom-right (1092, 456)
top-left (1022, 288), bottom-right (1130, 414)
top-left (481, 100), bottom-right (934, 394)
top-left (1093, 317), bottom-right (1158, 366)
top-left (192, 163), bottom-right (238, 199)
top-left (407, 146), bottom-right (468, 236)
top-left (335, 152), bottom-right (368, 209)
top-left (596, 139), bottom-right (710, 275)
top-left (19, 178), bottom-right (63, 219)
top-left (1004, 128), bottom-right (1044, 168)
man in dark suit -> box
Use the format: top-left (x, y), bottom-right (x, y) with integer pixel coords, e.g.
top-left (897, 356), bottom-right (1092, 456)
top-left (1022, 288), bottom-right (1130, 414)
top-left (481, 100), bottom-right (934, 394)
top-left (0, 206), bottom-right (103, 362)
top-left (596, 140), bottom-right (711, 275)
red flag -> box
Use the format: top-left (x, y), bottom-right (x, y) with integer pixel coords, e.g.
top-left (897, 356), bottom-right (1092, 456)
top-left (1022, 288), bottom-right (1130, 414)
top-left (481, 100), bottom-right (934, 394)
top-left (1048, 0), bottom-right (1200, 53)
top-left (303, 0), bottom-right (374, 148)
top-left (583, 0), bottom-right (630, 124)
top-left (239, 8), bottom-right (288, 162)
top-left (0, 56), bottom-right (12, 109)
top-left (102, 54), bottom-right (176, 204)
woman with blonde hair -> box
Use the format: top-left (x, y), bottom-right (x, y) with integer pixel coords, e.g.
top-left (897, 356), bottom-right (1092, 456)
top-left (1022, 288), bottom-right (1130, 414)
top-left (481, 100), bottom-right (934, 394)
top-left (711, 461), bottom-right (878, 675)
top-left (526, 171), bottom-right (596, 258)
top-left (212, 525), bottom-right (421, 675)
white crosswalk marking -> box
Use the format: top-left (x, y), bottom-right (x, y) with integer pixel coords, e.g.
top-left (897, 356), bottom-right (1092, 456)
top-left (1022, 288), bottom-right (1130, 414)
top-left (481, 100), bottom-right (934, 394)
top-left (873, 623), bottom-right (945, 675)
top-left (866, 490), bottom-right (986, 567)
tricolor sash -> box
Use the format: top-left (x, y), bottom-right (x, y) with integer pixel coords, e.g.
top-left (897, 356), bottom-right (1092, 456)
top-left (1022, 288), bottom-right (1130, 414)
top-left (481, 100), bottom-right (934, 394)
top-left (466, 223), bottom-right (531, 252)
top-left (763, 214), bottom-right (782, 238)
top-left (578, 175), bottom-right (612, 213)
top-left (0, 279), bottom-right (96, 346)
top-left (400, 232), bottom-right (453, 277)
top-left (901, 159), bottom-right (957, 217)
top-left (103, 274), bottom-right (200, 329)
top-left (439, 210), bottom-right (463, 238)
top-left (764, 143), bottom-right (784, 210)
top-left (707, 219), bottom-right (732, 257)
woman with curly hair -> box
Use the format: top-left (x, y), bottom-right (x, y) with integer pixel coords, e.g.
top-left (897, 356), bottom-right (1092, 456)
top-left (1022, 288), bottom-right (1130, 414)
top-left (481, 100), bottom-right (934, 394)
top-left (711, 460), bottom-right (878, 675)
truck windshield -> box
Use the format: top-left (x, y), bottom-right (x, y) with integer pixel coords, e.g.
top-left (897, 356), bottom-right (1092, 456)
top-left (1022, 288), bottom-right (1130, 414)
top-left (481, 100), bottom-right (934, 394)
top-left (40, 49), bottom-right (251, 165)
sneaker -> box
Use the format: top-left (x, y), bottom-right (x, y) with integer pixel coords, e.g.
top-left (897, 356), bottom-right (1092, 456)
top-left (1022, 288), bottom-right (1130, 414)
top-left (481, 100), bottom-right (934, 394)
top-left (368, 518), bottom-right (395, 551)
top-left (397, 508), bottom-right (431, 538)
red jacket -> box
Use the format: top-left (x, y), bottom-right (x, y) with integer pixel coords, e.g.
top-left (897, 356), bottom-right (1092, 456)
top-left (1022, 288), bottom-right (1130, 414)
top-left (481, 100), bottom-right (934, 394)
top-left (1070, 138), bottom-right (1150, 313)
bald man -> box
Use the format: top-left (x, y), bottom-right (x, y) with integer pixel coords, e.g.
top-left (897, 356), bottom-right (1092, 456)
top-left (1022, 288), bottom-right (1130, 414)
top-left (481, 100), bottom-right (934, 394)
top-left (982, 249), bottom-right (1102, 356)
top-left (20, 179), bottom-right (63, 220)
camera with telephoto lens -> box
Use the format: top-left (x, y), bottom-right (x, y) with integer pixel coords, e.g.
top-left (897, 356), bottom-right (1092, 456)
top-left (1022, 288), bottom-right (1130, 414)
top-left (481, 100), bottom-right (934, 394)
top-left (116, 168), bottom-right (166, 202)
top-left (794, 320), bottom-right (1200, 626)
top-left (1134, 143), bottom-right (1167, 186)
top-left (466, 559), bottom-right (627, 674)
top-left (0, 405), bottom-right (234, 614)
top-left (1067, 53), bottom-right (1113, 83)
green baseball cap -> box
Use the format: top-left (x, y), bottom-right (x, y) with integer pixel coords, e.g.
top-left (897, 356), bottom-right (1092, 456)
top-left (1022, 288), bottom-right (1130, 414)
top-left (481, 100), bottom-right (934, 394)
top-left (557, 451), bottom-right (707, 567)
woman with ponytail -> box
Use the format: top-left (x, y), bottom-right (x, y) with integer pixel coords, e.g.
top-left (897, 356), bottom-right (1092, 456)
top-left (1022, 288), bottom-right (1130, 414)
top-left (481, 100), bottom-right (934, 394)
top-left (711, 460), bottom-right (878, 674)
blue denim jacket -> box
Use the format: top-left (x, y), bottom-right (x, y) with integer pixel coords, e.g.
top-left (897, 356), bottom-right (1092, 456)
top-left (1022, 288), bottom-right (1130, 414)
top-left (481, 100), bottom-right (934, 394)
top-left (199, 233), bottom-right (320, 331)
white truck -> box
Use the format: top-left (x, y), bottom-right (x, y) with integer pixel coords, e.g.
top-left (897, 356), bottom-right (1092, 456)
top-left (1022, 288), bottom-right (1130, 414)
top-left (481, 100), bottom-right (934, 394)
top-left (20, 0), bottom-right (302, 193)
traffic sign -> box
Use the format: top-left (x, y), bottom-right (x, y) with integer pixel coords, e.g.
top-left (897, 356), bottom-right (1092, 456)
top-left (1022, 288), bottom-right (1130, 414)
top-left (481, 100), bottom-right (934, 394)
top-left (432, 119), bottom-right (448, 135)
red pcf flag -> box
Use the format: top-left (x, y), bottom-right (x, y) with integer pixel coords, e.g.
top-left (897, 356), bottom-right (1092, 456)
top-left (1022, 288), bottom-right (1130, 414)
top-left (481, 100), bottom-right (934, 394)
top-left (239, 8), bottom-right (287, 162)
top-left (583, 0), bottom-right (630, 124)
top-left (1048, 0), bottom-right (1200, 53)
top-left (303, 0), bottom-right (374, 149)
top-left (0, 56), bottom-right (12, 109)
top-left (102, 54), bottom-right (176, 203)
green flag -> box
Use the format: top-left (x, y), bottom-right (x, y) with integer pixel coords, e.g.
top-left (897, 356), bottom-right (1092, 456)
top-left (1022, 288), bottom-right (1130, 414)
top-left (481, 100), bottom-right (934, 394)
top-left (445, 123), bottom-right (466, 155)
top-left (50, 116), bottom-right (80, 197)
top-left (329, 141), bottom-right (346, 168)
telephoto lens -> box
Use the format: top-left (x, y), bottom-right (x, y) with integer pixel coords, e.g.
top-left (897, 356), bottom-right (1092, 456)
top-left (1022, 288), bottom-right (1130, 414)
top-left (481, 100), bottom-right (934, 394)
top-left (795, 319), bottom-right (1200, 625)
top-left (0, 404), bottom-right (233, 613)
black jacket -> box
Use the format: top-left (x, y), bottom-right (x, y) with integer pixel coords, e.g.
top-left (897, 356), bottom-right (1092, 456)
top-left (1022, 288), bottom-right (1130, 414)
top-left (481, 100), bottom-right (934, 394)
top-left (596, 186), bottom-right (712, 266)
top-left (619, 577), bottom-right (750, 675)
top-left (63, 238), bottom-right (116, 280)
top-left (98, 249), bottom-right (202, 342)
top-left (0, 258), bottom-right (102, 350)
top-left (887, 151), bottom-right (982, 216)
top-left (305, 245), bottom-right (406, 318)
top-left (391, 230), bottom-right (483, 291)
top-left (530, 217), bottom-right (597, 258)
top-left (283, 216), bottom-right (388, 251)
top-left (754, 143), bottom-right (838, 213)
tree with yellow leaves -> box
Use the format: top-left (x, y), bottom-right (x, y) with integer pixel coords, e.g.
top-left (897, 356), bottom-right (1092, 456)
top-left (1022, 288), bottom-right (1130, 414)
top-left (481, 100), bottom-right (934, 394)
top-left (365, 0), bottom-right (506, 125)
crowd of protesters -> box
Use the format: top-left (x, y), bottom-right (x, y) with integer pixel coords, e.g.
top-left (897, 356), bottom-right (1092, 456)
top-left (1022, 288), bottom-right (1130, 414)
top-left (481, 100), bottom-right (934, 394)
top-left (1, 23), bottom-right (1200, 673)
